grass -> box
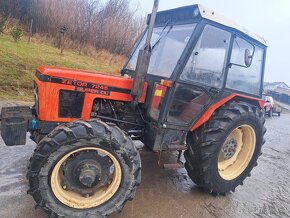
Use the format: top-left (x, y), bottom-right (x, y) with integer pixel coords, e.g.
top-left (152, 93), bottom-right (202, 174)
top-left (0, 34), bottom-right (124, 101)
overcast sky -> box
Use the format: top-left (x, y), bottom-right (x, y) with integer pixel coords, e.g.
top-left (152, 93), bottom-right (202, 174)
top-left (134, 0), bottom-right (290, 85)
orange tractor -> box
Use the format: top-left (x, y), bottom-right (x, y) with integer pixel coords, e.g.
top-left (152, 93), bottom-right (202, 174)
top-left (1, 2), bottom-right (267, 217)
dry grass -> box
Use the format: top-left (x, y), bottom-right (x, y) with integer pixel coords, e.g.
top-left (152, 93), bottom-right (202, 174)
top-left (0, 34), bottom-right (127, 100)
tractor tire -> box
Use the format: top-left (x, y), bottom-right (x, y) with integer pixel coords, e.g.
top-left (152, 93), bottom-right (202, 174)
top-left (262, 108), bottom-right (266, 117)
top-left (268, 108), bottom-right (273, 117)
top-left (27, 120), bottom-right (141, 218)
top-left (184, 102), bottom-right (266, 195)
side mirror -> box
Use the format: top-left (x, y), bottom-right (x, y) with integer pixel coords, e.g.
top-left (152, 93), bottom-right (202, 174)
top-left (244, 49), bottom-right (253, 67)
top-left (229, 36), bottom-right (255, 68)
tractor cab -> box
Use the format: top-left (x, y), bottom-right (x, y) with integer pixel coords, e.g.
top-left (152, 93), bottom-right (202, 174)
top-left (123, 5), bottom-right (267, 150)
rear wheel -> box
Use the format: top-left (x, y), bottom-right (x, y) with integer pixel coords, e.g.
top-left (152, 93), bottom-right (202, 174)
top-left (184, 102), bottom-right (266, 195)
top-left (27, 120), bottom-right (141, 217)
top-left (268, 108), bottom-right (273, 117)
top-left (262, 108), bottom-right (266, 117)
top-left (218, 125), bottom-right (256, 181)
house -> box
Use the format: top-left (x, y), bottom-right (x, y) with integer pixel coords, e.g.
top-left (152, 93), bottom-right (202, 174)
top-left (264, 82), bottom-right (289, 91)
top-left (268, 87), bottom-right (290, 105)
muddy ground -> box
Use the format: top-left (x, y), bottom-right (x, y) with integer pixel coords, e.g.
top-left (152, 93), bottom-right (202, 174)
top-left (0, 100), bottom-right (289, 218)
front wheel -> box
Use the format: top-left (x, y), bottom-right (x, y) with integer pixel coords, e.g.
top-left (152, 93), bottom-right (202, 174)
top-left (27, 120), bottom-right (141, 217)
top-left (184, 102), bottom-right (266, 195)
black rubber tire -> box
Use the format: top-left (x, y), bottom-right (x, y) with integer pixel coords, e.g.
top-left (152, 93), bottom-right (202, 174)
top-left (268, 108), bottom-right (273, 117)
top-left (184, 102), bottom-right (266, 195)
top-left (30, 131), bottom-right (46, 144)
top-left (27, 120), bottom-right (141, 218)
top-left (262, 108), bottom-right (266, 117)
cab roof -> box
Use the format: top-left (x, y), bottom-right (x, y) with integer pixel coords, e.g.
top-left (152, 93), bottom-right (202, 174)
top-left (197, 5), bottom-right (266, 45)
top-left (149, 4), bottom-right (267, 46)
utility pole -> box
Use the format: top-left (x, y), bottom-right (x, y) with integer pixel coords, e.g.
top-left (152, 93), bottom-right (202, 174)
top-left (59, 26), bottom-right (68, 54)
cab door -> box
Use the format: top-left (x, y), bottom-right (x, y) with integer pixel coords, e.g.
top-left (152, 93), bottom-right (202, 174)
top-left (164, 24), bottom-right (232, 129)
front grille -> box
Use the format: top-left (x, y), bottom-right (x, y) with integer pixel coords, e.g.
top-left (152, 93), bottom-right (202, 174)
top-left (59, 90), bottom-right (85, 118)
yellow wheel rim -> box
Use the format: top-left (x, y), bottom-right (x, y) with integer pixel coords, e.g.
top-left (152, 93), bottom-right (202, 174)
top-left (50, 147), bottom-right (122, 209)
top-left (218, 125), bottom-right (256, 181)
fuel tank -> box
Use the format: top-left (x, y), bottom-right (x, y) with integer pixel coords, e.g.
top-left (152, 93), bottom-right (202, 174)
top-left (35, 66), bottom-right (147, 122)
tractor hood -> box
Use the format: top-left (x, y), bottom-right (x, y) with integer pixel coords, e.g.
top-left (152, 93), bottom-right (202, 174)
top-left (34, 66), bottom-right (148, 122)
top-left (36, 66), bottom-right (148, 102)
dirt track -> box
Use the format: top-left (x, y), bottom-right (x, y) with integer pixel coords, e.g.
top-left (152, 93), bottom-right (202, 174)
top-left (0, 101), bottom-right (289, 218)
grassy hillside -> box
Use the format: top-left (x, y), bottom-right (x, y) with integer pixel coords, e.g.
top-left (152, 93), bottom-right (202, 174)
top-left (0, 35), bottom-right (124, 100)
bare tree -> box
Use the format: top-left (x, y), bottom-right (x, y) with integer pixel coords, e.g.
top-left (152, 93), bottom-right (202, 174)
top-left (0, 0), bottom-right (146, 55)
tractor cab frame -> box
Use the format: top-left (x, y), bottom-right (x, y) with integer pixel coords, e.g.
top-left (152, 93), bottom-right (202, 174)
top-left (123, 5), bottom-right (267, 150)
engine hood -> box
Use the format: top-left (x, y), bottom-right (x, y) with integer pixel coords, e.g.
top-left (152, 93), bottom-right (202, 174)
top-left (36, 66), bottom-right (147, 102)
top-left (34, 66), bottom-right (148, 122)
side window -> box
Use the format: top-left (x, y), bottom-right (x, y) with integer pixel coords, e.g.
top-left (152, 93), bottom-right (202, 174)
top-left (226, 37), bottom-right (264, 95)
top-left (180, 25), bottom-right (231, 88)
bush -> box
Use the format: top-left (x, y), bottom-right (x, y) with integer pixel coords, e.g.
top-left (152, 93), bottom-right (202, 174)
top-left (0, 16), bottom-right (6, 33)
top-left (0, 21), bottom-right (4, 33)
top-left (10, 26), bottom-right (23, 42)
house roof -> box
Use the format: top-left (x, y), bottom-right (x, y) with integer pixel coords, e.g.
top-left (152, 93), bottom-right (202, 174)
top-left (273, 87), bottom-right (290, 95)
top-left (264, 82), bottom-right (289, 88)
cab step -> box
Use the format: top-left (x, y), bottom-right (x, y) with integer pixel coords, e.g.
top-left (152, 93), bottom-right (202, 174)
top-left (158, 148), bottom-right (186, 169)
top-left (167, 144), bottom-right (187, 151)
top-left (163, 162), bottom-right (184, 169)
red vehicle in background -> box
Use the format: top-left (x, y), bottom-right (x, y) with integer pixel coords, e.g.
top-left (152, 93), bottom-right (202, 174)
top-left (263, 95), bottom-right (281, 117)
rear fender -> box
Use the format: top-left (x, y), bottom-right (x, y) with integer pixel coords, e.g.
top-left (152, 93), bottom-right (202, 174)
top-left (191, 94), bottom-right (264, 131)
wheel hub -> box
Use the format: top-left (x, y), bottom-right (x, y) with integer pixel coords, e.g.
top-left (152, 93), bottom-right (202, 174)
top-left (61, 150), bottom-right (112, 196)
top-left (218, 125), bottom-right (256, 181)
top-left (221, 137), bottom-right (238, 160)
top-left (78, 163), bottom-right (101, 188)
top-left (50, 147), bottom-right (122, 209)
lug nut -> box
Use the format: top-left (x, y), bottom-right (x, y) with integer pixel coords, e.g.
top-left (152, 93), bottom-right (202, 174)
top-left (63, 185), bottom-right (67, 190)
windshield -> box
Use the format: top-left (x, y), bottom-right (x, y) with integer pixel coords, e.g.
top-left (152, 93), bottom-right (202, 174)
top-left (125, 23), bottom-right (196, 78)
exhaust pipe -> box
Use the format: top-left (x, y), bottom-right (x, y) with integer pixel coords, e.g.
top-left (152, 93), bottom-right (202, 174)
top-left (131, 0), bottom-right (159, 107)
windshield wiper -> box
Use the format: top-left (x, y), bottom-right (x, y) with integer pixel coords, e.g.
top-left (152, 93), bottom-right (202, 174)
top-left (151, 22), bottom-right (173, 51)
